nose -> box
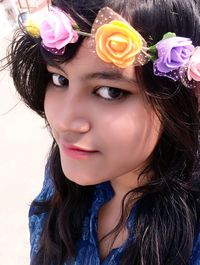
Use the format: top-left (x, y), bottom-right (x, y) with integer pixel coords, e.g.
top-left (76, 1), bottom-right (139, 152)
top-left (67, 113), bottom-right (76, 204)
top-left (54, 91), bottom-right (91, 134)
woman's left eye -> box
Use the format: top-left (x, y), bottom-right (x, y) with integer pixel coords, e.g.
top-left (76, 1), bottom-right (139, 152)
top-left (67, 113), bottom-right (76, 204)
top-left (52, 74), bottom-right (68, 87)
top-left (94, 86), bottom-right (131, 100)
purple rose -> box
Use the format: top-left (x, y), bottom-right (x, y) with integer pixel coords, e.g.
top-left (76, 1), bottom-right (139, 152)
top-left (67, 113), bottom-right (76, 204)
top-left (155, 37), bottom-right (194, 73)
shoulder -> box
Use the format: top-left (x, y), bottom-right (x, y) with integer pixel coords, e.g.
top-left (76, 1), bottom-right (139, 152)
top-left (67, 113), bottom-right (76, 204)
top-left (29, 162), bottom-right (55, 257)
top-left (29, 162), bottom-right (54, 216)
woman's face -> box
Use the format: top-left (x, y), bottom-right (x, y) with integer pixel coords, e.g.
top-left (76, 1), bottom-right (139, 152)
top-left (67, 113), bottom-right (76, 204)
top-left (44, 39), bottom-right (161, 187)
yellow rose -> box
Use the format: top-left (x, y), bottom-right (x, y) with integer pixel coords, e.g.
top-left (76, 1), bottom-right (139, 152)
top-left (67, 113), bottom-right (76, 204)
top-left (25, 18), bottom-right (40, 38)
top-left (95, 20), bottom-right (143, 68)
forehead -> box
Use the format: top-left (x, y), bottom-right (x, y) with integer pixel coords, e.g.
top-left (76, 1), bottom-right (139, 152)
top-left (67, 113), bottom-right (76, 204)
top-left (57, 39), bottom-right (138, 82)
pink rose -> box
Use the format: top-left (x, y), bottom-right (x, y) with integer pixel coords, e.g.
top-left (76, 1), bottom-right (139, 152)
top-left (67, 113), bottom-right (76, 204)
top-left (40, 7), bottom-right (78, 51)
top-left (187, 47), bottom-right (200, 81)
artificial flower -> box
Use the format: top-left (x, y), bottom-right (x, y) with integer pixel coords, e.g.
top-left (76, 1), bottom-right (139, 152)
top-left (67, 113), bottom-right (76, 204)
top-left (187, 47), bottom-right (200, 81)
top-left (154, 36), bottom-right (194, 73)
top-left (40, 7), bottom-right (78, 52)
top-left (95, 20), bottom-right (143, 68)
top-left (25, 18), bottom-right (40, 38)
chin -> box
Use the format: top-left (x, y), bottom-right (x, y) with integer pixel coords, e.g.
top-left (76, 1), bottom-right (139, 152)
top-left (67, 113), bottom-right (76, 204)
top-left (64, 174), bottom-right (100, 186)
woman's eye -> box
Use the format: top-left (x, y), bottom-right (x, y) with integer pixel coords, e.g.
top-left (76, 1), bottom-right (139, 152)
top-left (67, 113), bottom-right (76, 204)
top-left (52, 74), bottom-right (68, 87)
top-left (95, 86), bottom-right (130, 100)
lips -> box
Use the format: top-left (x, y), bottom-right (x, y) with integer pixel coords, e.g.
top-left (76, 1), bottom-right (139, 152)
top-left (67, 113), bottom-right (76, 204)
top-left (61, 143), bottom-right (99, 159)
top-left (68, 145), bottom-right (97, 152)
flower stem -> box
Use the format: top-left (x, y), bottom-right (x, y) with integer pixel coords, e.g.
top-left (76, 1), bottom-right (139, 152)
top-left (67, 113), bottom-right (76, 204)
top-left (76, 30), bottom-right (92, 37)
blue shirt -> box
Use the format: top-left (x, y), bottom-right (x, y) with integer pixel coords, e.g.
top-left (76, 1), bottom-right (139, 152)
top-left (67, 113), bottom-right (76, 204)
top-left (29, 167), bottom-right (200, 265)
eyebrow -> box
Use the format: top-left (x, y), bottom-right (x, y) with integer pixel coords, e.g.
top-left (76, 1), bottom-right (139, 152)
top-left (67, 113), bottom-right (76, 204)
top-left (47, 65), bottom-right (137, 84)
top-left (83, 71), bottom-right (137, 84)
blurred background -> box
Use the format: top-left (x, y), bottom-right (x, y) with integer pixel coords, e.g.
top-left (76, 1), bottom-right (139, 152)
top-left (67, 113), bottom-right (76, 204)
top-left (0, 1), bottom-right (52, 264)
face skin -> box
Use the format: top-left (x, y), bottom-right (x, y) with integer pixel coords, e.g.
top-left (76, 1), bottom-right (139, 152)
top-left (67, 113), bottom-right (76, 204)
top-left (44, 39), bottom-right (161, 198)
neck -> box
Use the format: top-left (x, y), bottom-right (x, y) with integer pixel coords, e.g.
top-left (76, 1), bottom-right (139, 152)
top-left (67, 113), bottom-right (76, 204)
top-left (110, 171), bottom-right (149, 203)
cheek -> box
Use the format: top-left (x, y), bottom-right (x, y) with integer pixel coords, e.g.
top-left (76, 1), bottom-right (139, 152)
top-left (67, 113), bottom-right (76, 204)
top-left (99, 108), bottom-right (161, 170)
top-left (44, 90), bottom-right (59, 140)
top-left (44, 91), bottom-right (52, 123)
top-left (44, 90), bottom-right (57, 128)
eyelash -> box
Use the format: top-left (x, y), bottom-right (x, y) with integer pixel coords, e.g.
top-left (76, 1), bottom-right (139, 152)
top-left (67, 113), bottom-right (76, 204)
top-left (50, 73), bottom-right (131, 101)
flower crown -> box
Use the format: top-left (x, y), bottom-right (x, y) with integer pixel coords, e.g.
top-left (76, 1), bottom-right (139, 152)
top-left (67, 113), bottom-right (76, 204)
top-left (26, 6), bottom-right (200, 89)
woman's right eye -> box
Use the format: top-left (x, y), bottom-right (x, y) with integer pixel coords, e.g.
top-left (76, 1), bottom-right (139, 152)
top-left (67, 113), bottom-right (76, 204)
top-left (51, 73), bottom-right (68, 87)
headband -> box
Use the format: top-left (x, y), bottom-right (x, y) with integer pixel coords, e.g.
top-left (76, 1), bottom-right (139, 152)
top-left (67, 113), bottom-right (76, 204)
top-left (25, 6), bottom-right (200, 90)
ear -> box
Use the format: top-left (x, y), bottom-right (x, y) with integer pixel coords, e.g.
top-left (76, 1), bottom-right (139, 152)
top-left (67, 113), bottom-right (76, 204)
top-left (194, 82), bottom-right (200, 112)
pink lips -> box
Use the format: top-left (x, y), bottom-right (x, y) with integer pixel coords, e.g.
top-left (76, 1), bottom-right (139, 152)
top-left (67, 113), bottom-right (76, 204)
top-left (61, 143), bottom-right (99, 159)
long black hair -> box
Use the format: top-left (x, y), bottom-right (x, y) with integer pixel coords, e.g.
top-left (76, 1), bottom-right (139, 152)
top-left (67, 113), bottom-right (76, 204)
top-left (6, 0), bottom-right (200, 264)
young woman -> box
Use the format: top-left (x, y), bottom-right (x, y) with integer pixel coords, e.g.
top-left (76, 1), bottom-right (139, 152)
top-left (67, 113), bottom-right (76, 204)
top-left (7, 0), bottom-right (200, 264)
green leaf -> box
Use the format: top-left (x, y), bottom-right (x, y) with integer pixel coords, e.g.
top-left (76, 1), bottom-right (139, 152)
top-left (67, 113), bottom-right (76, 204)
top-left (73, 24), bottom-right (80, 30)
top-left (162, 32), bottom-right (176, 40)
top-left (148, 44), bottom-right (158, 62)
